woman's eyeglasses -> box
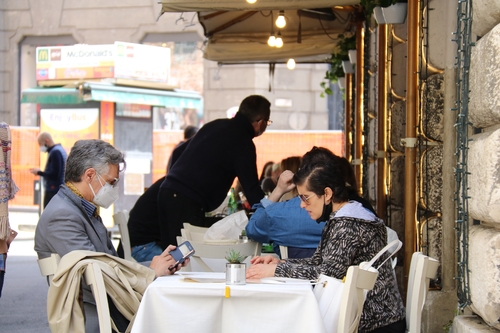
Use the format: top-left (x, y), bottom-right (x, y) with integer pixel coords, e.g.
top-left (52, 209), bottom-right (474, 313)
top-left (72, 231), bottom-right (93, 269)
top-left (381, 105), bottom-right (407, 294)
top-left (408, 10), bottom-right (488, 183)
top-left (298, 193), bottom-right (316, 205)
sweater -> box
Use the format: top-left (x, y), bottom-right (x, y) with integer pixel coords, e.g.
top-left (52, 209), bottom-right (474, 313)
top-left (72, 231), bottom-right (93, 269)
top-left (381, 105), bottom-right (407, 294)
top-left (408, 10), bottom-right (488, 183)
top-left (274, 201), bottom-right (405, 332)
top-left (245, 196), bottom-right (325, 255)
top-left (161, 112), bottom-right (264, 211)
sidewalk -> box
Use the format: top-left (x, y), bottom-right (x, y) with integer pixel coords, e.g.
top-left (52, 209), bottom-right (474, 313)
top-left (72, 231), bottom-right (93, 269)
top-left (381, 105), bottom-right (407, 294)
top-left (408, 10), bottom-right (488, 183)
top-left (1, 237), bottom-right (51, 333)
top-left (8, 210), bottom-right (40, 240)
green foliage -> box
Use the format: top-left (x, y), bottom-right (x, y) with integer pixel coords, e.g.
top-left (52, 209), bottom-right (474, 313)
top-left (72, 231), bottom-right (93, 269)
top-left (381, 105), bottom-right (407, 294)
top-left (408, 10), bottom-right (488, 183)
top-left (320, 34), bottom-right (356, 97)
top-left (225, 249), bottom-right (248, 264)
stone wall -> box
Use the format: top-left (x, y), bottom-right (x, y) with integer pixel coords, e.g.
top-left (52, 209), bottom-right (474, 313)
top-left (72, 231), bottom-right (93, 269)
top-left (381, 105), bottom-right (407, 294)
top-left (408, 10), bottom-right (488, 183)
top-left (454, 8), bottom-right (500, 332)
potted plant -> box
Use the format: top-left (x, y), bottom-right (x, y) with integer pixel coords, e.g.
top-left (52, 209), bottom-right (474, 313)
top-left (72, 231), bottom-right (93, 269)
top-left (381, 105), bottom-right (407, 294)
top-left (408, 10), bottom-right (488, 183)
top-left (381, 1), bottom-right (407, 24)
top-left (360, 0), bottom-right (396, 20)
top-left (320, 34), bottom-right (356, 97)
top-left (225, 249), bottom-right (248, 285)
top-left (361, 0), bottom-right (407, 24)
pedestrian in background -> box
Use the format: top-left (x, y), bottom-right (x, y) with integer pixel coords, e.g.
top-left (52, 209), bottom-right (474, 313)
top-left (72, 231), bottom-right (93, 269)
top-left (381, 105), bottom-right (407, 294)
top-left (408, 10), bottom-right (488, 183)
top-left (166, 125), bottom-right (199, 172)
top-left (29, 132), bottom-right (67, 208)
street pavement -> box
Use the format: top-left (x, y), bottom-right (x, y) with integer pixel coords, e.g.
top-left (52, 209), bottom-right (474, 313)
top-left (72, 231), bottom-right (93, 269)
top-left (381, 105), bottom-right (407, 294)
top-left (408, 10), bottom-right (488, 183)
top-left (1, 237), bottom-right (51, 333)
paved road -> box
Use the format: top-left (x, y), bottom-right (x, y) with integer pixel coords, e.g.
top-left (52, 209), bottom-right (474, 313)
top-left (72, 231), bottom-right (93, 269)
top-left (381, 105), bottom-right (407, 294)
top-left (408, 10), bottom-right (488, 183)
top-left (0, 238), bottom-right (51, 333)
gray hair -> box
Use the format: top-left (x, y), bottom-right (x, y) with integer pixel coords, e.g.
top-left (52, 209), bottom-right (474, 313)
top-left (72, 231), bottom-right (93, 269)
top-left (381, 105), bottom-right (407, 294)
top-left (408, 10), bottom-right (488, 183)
top-left (65, 139), bottom-right (126, 182)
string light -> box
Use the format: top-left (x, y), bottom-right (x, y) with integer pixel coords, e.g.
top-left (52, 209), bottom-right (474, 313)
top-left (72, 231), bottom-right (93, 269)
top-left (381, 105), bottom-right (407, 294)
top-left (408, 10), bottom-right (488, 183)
top-left (267, 34), bottom-right (276, 47)
top-left (276, 10), bottom-right (286, 29)
top-left (275, 31), bottom-right (283, 48)
top-left (287, 59), bottom-right (296, 70)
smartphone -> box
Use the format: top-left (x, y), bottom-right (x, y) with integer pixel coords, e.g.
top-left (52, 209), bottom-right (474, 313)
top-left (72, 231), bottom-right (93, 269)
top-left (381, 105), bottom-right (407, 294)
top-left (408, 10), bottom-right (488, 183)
top-left (170, 240), bottom-right (195, 266)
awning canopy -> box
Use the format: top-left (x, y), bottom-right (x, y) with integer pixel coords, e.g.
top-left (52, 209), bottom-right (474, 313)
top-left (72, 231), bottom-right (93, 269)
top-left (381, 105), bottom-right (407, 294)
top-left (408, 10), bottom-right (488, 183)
top-left (160, 0), bottom-right (358, 63)
top-left (160, 0), bottom-right (359, 12)
top-left (83, 82), bottom-right (203, 109)
top-left (21, 82), bottom-right (203, 109)
top-left (21, 87), bottom-right (84, 104)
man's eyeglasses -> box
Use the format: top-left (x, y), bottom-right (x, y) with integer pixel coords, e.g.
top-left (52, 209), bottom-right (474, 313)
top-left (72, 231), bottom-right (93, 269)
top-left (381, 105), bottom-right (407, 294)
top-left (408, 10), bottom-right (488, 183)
top-left (97, 173), bottom-right (120, 188)
top-left (298, 193), bottom-right (316, 205)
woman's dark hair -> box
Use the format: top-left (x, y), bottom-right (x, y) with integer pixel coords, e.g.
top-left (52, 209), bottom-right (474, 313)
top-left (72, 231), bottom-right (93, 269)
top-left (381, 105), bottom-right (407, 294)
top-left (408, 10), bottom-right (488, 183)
top-left (293, 147), bottom-right (349, 203)
top-left (259, 161), bottom-right (274, 183)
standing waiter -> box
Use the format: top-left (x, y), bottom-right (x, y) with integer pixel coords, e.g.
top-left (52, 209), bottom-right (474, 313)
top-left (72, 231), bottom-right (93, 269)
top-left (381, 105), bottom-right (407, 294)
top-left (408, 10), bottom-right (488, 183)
top-left (159, 95), bottom-right (271, 249)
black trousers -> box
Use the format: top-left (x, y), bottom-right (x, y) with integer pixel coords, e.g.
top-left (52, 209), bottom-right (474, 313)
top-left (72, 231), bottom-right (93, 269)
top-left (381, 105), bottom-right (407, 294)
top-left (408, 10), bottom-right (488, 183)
top-left (158, 188), bottom-right (206, 250)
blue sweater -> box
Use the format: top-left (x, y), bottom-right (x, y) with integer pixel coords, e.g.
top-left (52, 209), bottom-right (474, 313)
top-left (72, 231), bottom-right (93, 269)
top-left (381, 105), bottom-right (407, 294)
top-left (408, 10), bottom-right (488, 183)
top-left (245, 196), bottom-right (325, 256)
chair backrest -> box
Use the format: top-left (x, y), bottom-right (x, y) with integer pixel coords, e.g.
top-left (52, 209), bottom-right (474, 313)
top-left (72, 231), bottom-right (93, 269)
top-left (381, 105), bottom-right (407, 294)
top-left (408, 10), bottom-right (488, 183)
top-left (181, 228), bottom-right (206, 242)
top-left (37, 253), bottom-right (61, 281)
top-left (113, 210), bottom-right (135, 262)
top-left (183, 223), bottom-right (209, 235)
top-left (37, 254), bottom-right (112, 333)
top-left (406, 252), bottom-right (439, 333)
top-left (279, 245), bottom-right (289, 259)
top-left (337, 266), bottom-right (379, 333)
top-left (187, 239), bottom-right (261, 272)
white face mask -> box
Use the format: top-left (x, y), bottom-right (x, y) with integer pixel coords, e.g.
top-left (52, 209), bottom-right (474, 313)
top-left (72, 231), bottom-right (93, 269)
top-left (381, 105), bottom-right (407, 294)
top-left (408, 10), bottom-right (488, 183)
top-left (88, 173), bottom-right (119, 209)
top-left (40, 145), bottom-right (48, 153)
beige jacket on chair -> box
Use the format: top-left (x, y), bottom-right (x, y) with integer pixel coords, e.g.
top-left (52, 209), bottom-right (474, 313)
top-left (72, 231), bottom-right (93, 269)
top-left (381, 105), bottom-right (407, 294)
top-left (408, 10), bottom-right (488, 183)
top-left (47, 250), bottom-right (155, 333)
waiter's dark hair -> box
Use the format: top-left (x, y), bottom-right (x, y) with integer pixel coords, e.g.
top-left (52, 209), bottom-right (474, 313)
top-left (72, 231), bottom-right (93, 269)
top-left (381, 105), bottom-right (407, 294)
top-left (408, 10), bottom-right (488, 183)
top-left (238, 95), bottom-right (271, 122)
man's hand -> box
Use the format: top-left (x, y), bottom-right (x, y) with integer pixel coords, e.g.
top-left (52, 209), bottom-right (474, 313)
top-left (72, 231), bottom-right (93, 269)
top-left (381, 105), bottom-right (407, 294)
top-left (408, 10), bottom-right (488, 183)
top-left (150, 245), bottom-right (190, 278)
top-left (29, 167), bottom-right (40, 175)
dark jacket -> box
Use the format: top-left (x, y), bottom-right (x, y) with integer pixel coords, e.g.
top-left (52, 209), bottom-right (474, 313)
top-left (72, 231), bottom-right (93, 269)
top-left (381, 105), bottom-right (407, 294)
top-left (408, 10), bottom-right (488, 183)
top-left (161, 112), bottom-right (265, 211)
top-left (38, 143), bottom-right (67, 192)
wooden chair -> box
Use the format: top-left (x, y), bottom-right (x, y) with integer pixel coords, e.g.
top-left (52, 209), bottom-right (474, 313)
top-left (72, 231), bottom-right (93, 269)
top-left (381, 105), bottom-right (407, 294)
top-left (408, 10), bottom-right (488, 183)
top-left (279, 245), bottom-right (289, 259)
top-left (37, 253), bottom-right (112, 333)
top-left (406, 252), bottom-right (439, 333)
top-left (337, 266), bottom-right (378, 333)
top-left (113, 210), bottom-right (135, 262)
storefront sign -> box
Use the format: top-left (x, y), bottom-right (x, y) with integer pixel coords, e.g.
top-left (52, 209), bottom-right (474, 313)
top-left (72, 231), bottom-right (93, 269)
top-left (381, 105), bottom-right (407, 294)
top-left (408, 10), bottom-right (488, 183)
top-left (36, 45), bottom-right (115, 81)
top-left (114, 41), bottom-right (170, 83)
top-left (36, 42), bottom-right (170, 83)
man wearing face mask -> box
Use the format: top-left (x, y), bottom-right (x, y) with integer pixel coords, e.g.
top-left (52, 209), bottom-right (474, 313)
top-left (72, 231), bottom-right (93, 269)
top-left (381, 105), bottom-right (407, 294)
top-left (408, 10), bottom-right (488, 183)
top-left (35, 139), bottom-right (187, 333)
top-left (29, 132), bottom-right (67, 208)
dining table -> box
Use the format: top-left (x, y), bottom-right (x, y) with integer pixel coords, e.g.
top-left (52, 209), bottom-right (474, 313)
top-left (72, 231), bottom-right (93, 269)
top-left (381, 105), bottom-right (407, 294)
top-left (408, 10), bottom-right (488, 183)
top-left (131, 272), bottom-right (327, 333)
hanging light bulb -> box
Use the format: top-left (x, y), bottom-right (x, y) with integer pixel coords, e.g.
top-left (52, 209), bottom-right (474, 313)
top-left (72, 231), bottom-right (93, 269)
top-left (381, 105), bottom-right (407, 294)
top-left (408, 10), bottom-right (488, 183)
top-left (246, 0), bottom-right (257, 3)
top-left (275, 10), bottom-right (286, 29)
top-left (268, 34), bottom-right (276, 47)
top-left (275, 31), bottom-right (283, 48)
top-left (287, 59), bottom-right (296, 70)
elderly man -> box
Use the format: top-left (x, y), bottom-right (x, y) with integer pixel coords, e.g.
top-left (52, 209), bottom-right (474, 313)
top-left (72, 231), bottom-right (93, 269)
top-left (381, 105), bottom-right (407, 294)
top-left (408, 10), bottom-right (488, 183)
top-left (35, 139), bottom-right (185, 332)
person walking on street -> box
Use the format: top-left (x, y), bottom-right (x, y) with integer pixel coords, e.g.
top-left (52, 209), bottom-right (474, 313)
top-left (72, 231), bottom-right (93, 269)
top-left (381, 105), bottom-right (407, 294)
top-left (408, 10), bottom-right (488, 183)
top-left (159, 95), bottom-right (271, 249)
top-left (29, 132), bottom-right (67, 208)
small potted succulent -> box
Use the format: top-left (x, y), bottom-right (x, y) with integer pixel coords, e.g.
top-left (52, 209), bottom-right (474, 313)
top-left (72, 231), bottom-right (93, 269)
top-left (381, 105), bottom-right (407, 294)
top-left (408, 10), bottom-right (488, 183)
top-left (225, 249), bottom-right (248, 285)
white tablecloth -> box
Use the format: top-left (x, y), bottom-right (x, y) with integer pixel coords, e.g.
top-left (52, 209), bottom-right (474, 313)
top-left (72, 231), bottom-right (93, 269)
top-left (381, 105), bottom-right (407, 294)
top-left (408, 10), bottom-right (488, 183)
top-left (131, 273), bottom-right (326, 333)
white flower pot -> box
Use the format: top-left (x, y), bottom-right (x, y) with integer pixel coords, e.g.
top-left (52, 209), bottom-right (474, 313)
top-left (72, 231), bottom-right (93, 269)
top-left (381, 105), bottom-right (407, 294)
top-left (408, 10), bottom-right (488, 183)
top-left (342, 60), bottom-right (354, 74)
top-left (226, 263), bottom-right (246, 285)
top-left (373, 6), bottom-right (386, 24)
top-left (382, 3), bottom-right (407, 24)
top-left (337, 77), bottom-right (346, 89)
top-left (348, 50), bottom-right (357, 64)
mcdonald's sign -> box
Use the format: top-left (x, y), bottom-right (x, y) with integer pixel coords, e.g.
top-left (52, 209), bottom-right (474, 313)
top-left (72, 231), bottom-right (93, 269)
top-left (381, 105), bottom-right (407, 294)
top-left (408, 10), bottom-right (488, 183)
top-left (37, 48), bottom-right (49, 62)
